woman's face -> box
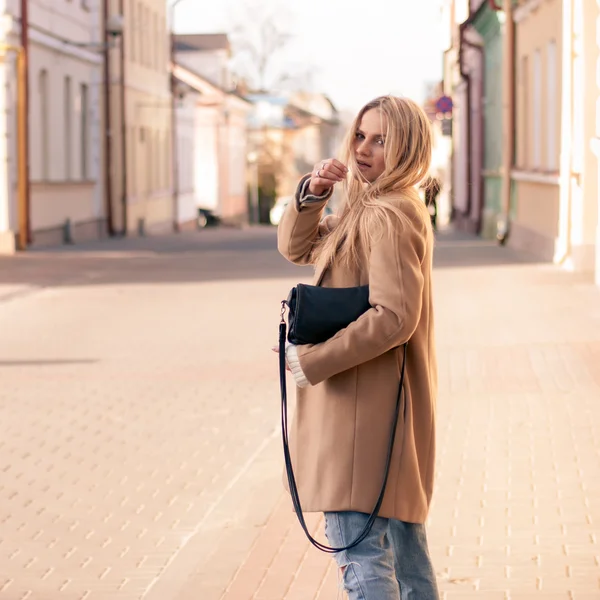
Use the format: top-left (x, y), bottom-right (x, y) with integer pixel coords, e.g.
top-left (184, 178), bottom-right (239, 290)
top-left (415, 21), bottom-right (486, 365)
top-left (353, 108), bottom-right (388, 183)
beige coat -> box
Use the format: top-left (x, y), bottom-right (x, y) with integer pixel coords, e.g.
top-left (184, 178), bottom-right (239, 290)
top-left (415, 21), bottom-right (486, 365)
top-left (277, 187), bottom-right (437, 524)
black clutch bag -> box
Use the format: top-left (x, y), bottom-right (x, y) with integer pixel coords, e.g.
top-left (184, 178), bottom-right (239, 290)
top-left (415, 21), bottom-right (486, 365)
top-left (278, 283), bottom-right (407, 554)
top-left (286, 284), bottom-right (370, 345)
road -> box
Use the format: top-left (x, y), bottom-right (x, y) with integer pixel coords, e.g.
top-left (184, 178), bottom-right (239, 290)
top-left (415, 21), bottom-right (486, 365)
top-left (0, 226), bottom-right (599, 599)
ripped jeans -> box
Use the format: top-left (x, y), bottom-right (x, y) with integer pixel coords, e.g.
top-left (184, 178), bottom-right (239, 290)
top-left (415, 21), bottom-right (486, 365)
top-left (324, 511), bottom-right (440, 600)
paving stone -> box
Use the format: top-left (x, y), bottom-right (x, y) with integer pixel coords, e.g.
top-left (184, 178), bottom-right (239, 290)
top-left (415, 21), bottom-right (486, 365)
top-left (0, 228), bottom-right (598, 599)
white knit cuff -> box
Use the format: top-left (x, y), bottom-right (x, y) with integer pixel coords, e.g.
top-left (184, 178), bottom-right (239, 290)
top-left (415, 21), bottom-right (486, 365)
top-left (285, 343), bottom-right (310, 388)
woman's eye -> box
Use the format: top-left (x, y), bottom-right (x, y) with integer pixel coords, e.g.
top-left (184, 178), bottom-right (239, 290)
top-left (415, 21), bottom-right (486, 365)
top-left (377, 139), bottom-right (384, 146)
top-left (355, 132), bottom-right (364, 140)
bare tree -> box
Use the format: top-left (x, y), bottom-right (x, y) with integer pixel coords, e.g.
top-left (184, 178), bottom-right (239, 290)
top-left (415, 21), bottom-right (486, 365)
top-left (227, 0), bottom-right (312, 92)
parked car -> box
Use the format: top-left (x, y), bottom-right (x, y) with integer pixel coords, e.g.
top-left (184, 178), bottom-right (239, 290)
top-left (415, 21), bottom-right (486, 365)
top-left (269, 195), bottom-right (333, 226)
top-left (197, 208), bottom-right (220, 229)
top-left (269, 196), bottom-right (293, 226)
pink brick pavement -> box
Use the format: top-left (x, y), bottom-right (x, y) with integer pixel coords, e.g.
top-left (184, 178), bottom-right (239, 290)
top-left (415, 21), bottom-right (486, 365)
top-left (0, 227), bottom-right (599, 599)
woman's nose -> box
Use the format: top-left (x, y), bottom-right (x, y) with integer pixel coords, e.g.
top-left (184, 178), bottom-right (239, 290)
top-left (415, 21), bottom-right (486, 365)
top-left (357, 140), bottom-right (371, 157)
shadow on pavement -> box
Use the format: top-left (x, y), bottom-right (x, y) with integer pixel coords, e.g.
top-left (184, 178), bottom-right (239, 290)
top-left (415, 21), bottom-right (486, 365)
top-left (433, 228), bottom-right (544, 269)
top-left (0, 226), bottom-right (549, 293)
top-left (0, 359), bottom-right (100, 367)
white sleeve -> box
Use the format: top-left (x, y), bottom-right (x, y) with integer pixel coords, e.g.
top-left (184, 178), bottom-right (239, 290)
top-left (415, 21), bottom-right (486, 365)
top-left (285, 343), bottom-right (310, 388)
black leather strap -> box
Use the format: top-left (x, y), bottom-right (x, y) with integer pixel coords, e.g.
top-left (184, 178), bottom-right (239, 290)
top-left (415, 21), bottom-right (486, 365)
top-left (279, 317), bottom-right (407, 554)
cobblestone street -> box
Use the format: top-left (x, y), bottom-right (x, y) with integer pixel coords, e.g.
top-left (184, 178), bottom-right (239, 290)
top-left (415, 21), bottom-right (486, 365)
top-left (0, 226), bottom-right (599, 599)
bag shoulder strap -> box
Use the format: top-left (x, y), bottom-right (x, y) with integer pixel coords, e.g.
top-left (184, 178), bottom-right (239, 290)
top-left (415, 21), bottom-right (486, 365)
top-left (278, 315), bottom-right (407, 554)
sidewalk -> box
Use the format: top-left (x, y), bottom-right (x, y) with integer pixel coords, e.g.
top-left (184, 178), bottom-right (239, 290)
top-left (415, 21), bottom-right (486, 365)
top-left (0, 228), bottom-right (599, 599)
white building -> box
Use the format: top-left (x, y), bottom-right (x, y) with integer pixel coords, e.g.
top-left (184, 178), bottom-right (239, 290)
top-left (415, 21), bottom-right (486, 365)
top-left (173, 34), bottom-right (252, 226)
top-left (0, 0), bottom-right (106, 251)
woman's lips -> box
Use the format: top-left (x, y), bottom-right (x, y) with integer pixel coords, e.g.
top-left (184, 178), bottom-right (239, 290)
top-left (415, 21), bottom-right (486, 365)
top-left (357, 161), bottom-right (371, 170)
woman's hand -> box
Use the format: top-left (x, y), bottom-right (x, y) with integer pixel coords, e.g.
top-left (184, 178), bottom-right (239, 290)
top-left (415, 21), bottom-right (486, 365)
top-left (309, 159), bottom-right (348, 196)
top-left (272, 346), bottom-right (291, 372)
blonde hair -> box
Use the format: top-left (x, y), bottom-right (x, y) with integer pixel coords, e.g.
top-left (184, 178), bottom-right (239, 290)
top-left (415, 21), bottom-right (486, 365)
top-left (313, 96), bottom-right (433, 269)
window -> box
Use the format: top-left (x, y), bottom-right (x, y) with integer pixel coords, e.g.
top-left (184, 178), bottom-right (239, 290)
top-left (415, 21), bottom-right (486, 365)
top-left (159, 17), bottom-right (165, 71)
top-left (80, 83), bottom-right (89, 179)
top-left (532, 49), bottom-right (542, 169)
top-left (143, 6), bottom-right (149, 66)
top-left (147, 130), bottom-right (153, 192)
top-left (153, 12), bottom-right (158, 69)
top-left (137, 2), bottom-right (143, 65)
top-left (546, 41), bottom-right (557, 171)
top-left (520, 56), bottom-right (529, 168)
top-left (129, 126), bottom-right (136, 197)
top-left (39, 69), bottom-right (49, 180)
top-left (130, 0), bottom-right (136, 62)
top-left (64, 76), bottom-right (72, 179)
top-left (164, 131), bottom-right (170, 189)
top-left (156, 132), bottom-right (161, 190)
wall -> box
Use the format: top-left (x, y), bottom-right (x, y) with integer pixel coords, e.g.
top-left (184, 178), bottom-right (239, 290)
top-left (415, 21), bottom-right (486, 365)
top-left (176, 50), bottom-right (230, 89)
top-left (194, 105), bottom-right (220, 212)
top-left (16, 0), bottom-right (104, 244)
top-left (591, 0), bottom-right (600, 284)
top-left (510, 0), bottom-right (562, 258)
top-left (577, 0), bottom-right (599, 269)
top-left (222, 102), bottom-right (249, 224)
top-left (175, 89), bottom-right (199, 227)
top-left (109, 0), bottom-right (173, 236)
top-left (474, 5), bottom-right (503, 238)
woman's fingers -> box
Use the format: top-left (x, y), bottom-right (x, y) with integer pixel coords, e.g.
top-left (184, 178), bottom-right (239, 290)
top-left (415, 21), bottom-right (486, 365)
top-left (322, 159), bottom-right (348, 180)
top-left (272, 346), bottom-right (291, 372)
top-left (314, 159), bottom-right (347, 183)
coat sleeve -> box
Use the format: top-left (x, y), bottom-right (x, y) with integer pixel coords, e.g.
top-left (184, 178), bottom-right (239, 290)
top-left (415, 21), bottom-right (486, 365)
top-left (296, 206), bottom-right (428, 385)
top-left (277, 175), bottom-right (334, 266)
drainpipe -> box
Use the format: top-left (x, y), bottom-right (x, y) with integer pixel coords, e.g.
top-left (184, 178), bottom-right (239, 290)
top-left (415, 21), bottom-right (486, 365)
top-left (498, 0), bottom-right (515, 244)
top-left (458, 23), bottom-right (472, 220)
top-left (472, 41), bottom-right (486, 234)
top-left (170, 66), bottom-right (179, 232)
top-left (463, 38), bottom-right (484, 229)
top-left (102, 0), bottom-right (115, 236)
top-left (458, 18), bottom-right (483, 224)
top-left (19, 0), bottom-right (30, 247)
top-left (119, 0), bottom-right (127, 235)
top-left (442, 47), bottom-right (455, 210)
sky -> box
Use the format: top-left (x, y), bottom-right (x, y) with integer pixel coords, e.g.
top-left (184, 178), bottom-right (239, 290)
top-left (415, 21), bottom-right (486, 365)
top-left (173, 0), bottom-right (445, 115)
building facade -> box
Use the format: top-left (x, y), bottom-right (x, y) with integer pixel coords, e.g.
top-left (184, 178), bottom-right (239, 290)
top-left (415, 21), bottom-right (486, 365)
top-left (444, 0), bottom-right (599, 283)
top-left (443, 0), bottom-right (486, 234)
top-left (471, 0), bottom-right (505, 238)
top-left (246, 92), bottom-right (341, 222)
top-left (172, 58), bottom-right (252, 227)
top-left (0, 0), bottom-right (105, 249)
top-left (105, 0), bottom-right (173, 237)
top-left (510, 0), bottom-right (597, 273)
top-left (173, 33), bottom-right (252, 226)
top-left (591, 0), bottom-right (600, 285)
top-left (510, 0), bottom-right (564, 260)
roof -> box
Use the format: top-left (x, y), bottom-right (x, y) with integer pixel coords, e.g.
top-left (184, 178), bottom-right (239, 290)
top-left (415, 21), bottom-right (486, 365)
top-left (172, 62), bottom-right (252, 107)
top-left (174, 33), bottom-right (230, 53)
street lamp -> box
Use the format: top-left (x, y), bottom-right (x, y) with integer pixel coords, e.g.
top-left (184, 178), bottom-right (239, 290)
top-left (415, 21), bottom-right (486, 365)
top-left (69, 14), bottom-right (124, 50)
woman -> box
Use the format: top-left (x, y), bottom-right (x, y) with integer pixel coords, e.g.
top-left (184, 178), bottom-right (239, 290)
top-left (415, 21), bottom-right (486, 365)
top-left (276, 96), bottom-right (439, 599)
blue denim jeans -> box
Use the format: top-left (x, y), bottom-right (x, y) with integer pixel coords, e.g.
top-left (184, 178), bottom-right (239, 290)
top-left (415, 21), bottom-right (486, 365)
top-left (324, 511), bottom-right (440, 600)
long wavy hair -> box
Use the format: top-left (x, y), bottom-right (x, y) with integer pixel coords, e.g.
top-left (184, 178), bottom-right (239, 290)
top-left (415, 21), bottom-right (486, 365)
top-left (313, 95), bottom-right (433, 269)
